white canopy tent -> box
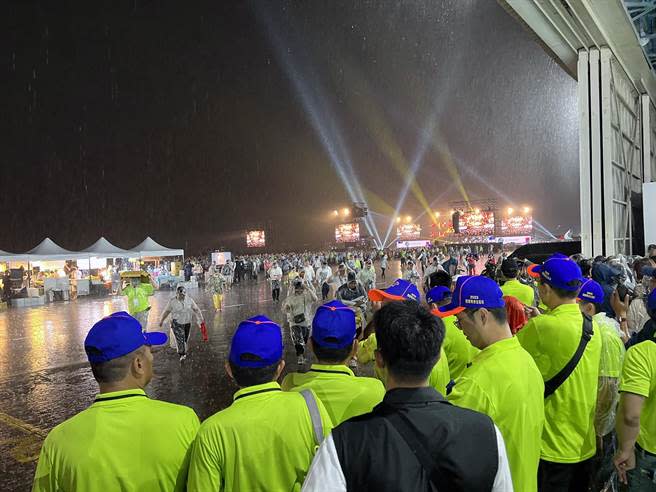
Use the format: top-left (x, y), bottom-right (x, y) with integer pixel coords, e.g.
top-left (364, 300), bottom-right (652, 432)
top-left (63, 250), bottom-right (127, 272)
top-left (0, 249), bottom-right (27, 262)
top-left (129, 237), bottom-right (184, 258)
top-left (26, 238), bottom-right (87, 261)
top-left (81, 237), bottom-right (131, 257)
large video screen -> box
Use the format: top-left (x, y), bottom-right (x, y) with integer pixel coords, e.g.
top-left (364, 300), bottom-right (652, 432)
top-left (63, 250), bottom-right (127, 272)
top-left (246, 230), bottom-right (266, 248)
top-left (431, 219), bottom-right (454, 238)
top-left (335, 223), bottom-right (360, 243)
top-left (459, 211), bottom-right (495, 235)
top-left (396, 224), bottom-right (422, 240)
top-left (501, 215), bottom-right (533, 235)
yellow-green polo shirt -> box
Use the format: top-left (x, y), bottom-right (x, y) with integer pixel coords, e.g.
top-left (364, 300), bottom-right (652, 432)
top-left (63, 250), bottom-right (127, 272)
top-left (501, 279), bottom-right (535, 307)
top-left (187, 382), bottom-right (333, 492)
top-left (620, 339), bottom-right (656, 454)
top-left (32, 389), bottom-right (199, 492)
top-left (517, 303), bottom-right (602, 463)
top-left (282, 363), bottom-right (385, 424)
top-left (449, 337), bottom-right (544, 492)
top-left (441, 315), bottom-right (479, 379)
top-left (359, 333), bottom-right (450, 394)
top-left (123, 284), bottom-right (154, 315)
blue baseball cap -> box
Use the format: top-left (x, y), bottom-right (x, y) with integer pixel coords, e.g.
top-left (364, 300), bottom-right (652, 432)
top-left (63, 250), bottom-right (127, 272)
top-left (648, 289), bottom-right (656, 311)
top-left (577, 279), bottom-right (604, 304)
top-left (368, 278), bottom-right (420, 302)
top-left (426, 286), bottom-right (452, 305)
top-left (84, 311), bottom-right (168, 364)
top-left (229, 315), bottom-right (283, 368)
top-left (438, 276), bottom-right (505, 315)
top-left (312, 300), bottom-right (356, 349)
top-left (527, 253), bottom-right (583, 291)
top-left (643, 266), bottom-right (656, 278)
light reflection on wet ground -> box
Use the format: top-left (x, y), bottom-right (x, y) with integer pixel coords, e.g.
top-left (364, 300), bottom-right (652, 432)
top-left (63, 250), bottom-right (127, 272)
top-left (0, 262), bottom-right (404, 491)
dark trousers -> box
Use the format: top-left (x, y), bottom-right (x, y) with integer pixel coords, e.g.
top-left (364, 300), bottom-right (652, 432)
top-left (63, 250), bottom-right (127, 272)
top-left (172, 321), bottom-right (191, 355)
top-left (272, 287), bottom-right (280, 301)
top-left (381, 267), bottom-right (386, 279)
top-left (538, 458), bottom-right (593, 492)
top-left (321, 282), bottom-right (330, 300)
top-left (291, 325), bottom-right (310, 356)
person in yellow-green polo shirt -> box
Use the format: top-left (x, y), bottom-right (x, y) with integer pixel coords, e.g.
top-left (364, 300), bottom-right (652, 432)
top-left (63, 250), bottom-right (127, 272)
top-left (358, 279), bottom-right (450, 394)
top-left (188, 315), bottom-right (333, 491)
top-left (32, 312), bottom-right (200, 492)
top-left (121, 276), bottom-right (156, 330)
top-left (499, 258), bottom-right (535, 307)
top-left (614, 289), bottom-right (656, 490)
top-left (425, 277), bottom-right (479, 380)
top-left (282, 300), bottom-right (385, 425)
top-left (518, 253), bottom-right (602, 491)
top-left (443, 275), bottom-right (544, 492)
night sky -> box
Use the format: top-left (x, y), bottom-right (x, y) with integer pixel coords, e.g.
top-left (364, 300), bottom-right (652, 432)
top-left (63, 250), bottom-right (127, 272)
top-left (2, 0), bottom-right (578, 254)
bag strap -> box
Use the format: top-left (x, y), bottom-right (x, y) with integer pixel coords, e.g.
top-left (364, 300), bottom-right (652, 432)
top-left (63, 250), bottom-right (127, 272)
top-left (300, 390), bottom-right (324, 445)
top-left (544, 313), bottom-right (594, 398)
top-left (383, 409), bottom-right (442, 489)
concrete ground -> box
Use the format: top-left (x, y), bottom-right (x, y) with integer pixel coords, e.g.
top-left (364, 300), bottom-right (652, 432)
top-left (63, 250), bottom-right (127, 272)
top-left (0, 262), bottom-right (409, 491)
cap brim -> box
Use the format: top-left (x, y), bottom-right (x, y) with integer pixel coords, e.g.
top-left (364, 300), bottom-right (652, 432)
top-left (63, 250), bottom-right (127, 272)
top-left (643, 267), bottom-right (656, 278)
top-left (368, 289), bottom-right (405, 302)
top-left (431, 307), bottom-right (464, 318)
top-left (527, 264), bottom-right (542, 278)
top-left (144, 331), bottom-right (168, 346)
top-left (437, 300), bottom-right (466, 316)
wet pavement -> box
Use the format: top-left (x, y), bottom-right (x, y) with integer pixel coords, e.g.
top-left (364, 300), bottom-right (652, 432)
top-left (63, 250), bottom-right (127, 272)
top-left (0, 262), bottom-right (408, 491)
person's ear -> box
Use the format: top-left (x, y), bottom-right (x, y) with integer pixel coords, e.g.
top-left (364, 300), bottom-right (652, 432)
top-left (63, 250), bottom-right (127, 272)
top-left (225, 361), bottom-right (234, 381)
top-left (132, 351), bottom-right (145, 377)
top-left (274, 360), bottom-right (285, 380)
top-left (374, 349), bottom-right (385, 369)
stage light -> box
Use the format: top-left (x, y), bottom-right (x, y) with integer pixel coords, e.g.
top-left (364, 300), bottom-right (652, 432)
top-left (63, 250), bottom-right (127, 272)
top-left (434, 211), bottom-right (440, 218)
top-left (342, 208), bottom-right (350, 216)
top-left (396, 216), bottom-right (401, 223)
top-left (405, 215), bottom-right (412, 223)
top-left (507, 207), bottom-right (514, 215)
top-left (333, 210), bottom-right (339, 216)
top-left (523, 206), bottom-right (531, 214)
top-left (474, 208), bottom-right (480, 214)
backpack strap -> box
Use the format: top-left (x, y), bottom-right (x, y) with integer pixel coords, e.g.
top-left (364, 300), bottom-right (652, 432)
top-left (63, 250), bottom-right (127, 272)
top-left (300, 389), bottom-right (324, 445)
top-left (544, 313), bottom-right (594, 398)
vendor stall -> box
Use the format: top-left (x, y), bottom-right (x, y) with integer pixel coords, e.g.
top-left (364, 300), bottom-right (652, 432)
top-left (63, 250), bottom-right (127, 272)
top-left (128, 237), bottom-right (184, 288)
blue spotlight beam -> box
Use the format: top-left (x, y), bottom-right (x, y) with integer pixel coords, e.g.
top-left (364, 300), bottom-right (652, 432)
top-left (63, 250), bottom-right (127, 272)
top-left (251, 3), bottom-right (382, 247)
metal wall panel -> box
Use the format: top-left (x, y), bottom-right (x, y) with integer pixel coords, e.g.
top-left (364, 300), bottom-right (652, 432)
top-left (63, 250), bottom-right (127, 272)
top-left (600, 47), bottom-right (641, 255)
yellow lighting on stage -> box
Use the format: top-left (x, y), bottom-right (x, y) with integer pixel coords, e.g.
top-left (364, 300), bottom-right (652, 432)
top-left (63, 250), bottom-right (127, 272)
top-left (396, 216), bottom-right (401, 223)
top-left (523, 206), bottom-right (531, 214)
top-left (474, 208), bottom-right (480, 214)
top-left (448, 209), bottom-right (455, 215)
top-left (507, 207), bottom-right (514, 215)
top-left (405, 215), bottom-right (412, 223)
top-left (333, 210), bottom-right (339, 217)
top-left (342, 208), bottom-right (350, 216)
top-left (434, 211), bottom-right (440, 218)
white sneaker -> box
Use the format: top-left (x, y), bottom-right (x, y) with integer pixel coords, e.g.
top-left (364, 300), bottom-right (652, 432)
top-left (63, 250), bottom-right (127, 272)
top-left (179, 354), bottom-right (187, 362)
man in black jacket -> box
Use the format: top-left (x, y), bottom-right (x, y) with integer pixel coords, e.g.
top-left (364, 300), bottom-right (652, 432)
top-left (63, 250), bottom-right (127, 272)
top-left (302, 300), bottom-right (513, 492)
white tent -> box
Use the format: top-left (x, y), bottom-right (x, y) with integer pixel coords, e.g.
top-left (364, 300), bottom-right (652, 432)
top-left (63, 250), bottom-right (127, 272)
top-left (0, 249), bottom-right (27, 262)
top-left (129, 237), bottom-right (184, 258)
top-left (26, 238), bottom-right (85, 261)
top-left (81, 237), bottom-right (130, 257)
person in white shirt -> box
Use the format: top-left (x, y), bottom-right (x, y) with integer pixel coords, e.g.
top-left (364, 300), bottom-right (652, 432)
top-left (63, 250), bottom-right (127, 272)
top-left (380, 254), bottom-right (388, 280)
top-left (303, 259), bottom-right (316, 285)
top-left (316, 261), bottom-right (333, 301)
top-left (159, 285), bottom-right (204, 362)
top-left (359, 259), bottom-right (376, 292)
top-left (402, 260), bottom-right (420, 288)
top-left (269, 261), bottom-right (283, 302)
top-left (422, 256), bottom-right (444, 288)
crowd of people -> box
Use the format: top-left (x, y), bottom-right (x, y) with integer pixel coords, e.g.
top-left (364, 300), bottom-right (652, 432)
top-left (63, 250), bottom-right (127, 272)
top-left (30, 243), bottom-right (656, 491)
